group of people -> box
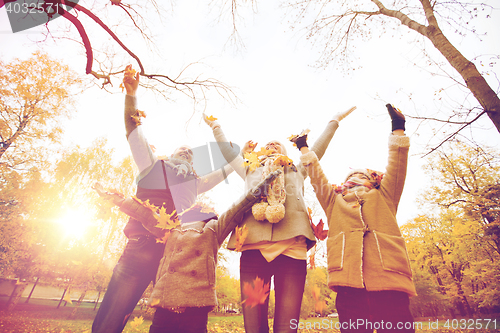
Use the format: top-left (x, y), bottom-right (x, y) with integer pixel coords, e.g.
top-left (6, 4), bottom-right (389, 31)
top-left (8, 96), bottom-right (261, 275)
top-left (91, 66), bottom-right (417, 333)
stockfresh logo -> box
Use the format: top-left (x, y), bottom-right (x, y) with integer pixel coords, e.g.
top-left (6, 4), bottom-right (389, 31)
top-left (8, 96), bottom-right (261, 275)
top-left (4, 0), bottom-right (80, 33)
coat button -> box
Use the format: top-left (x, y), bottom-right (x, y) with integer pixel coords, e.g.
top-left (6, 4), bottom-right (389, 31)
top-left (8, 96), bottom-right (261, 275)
top-left (169, 267), bottom-right (175, 274)
top-left (177, 247), bottom-right (182, 253)
top-left (190, 270), bottom-right (197, 276)
top-left (195, 250), bottom-right (202, 256)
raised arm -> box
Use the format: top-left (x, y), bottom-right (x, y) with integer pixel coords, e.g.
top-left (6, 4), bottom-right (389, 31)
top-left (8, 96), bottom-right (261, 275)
top-left (197, 164), bottom-right (234, 194)
top-left (204, 114), bottom-right (247, 179)
top-left (378, 104), bottom-right (410, 212)
top-left (291, 133), bottom-right (336, 213)
top-left (310, 106), bottom-right (356, 160)
top-left (123, 65), bottom-right (156, 174)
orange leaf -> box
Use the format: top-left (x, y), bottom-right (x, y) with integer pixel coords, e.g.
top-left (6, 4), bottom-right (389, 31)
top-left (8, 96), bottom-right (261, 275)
top-left (206, 115), bottom-right (217, 121)
top-left (234, 224), bottom-right (248, 252)
top-left (307, 207), bottom-right (313, 222)
top-left (156, 232), bottom-right (170, 244)
top-left (273, 155), bottom-right (293, 167)
top-left (311, 219), bottom-right (328, 241)
top-left (315, 300), bottom-right (327, 314)
top-left (308, 244), bottom-right (317, 269)
top-left (242, 277), bottom-right (270, 308)
top-left (308, 253), bottom-right (316, 269)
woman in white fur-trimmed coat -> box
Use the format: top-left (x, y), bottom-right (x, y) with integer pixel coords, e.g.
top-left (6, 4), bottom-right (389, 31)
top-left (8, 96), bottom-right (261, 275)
top-left (293, 104), bottom-right (416, 333)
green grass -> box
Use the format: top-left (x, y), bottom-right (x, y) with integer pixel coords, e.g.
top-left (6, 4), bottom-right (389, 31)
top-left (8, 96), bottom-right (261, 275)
top-left (1, 297), bottom-right (498, 332)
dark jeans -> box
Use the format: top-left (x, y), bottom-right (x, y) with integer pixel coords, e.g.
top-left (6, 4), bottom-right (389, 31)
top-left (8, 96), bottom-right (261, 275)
top-left (92, 235), bottom-right (165, 333)
top-left (149, 307), bottom-right (211, 333)
top-left (240, 250), bottom-right (307, 333)
top-left (336, 287), bottom-right (415, 333)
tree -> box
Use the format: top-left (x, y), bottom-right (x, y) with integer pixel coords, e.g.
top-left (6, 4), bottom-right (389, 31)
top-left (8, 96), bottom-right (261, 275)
top-left (0, 51), bottom-right (82, 172)
top-left (401, 140), bottom-right (500, 315)
top-left (221, 0), bottom-right (499, 147)
top-left (421, 141), bottom-right (500, 253)
top-left (1, 0), bottom-right (235, 102)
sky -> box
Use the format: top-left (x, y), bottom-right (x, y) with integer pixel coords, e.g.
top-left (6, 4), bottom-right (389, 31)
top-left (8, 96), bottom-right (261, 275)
top-left (1, 1), bottom-right (500, 273)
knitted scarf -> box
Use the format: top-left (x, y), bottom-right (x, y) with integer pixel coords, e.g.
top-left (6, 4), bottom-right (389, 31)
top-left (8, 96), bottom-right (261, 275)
top-left (333, 169), bottom-right (384, 195)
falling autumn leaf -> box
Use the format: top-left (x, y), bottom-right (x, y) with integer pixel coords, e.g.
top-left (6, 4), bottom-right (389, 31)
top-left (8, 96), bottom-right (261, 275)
top-left (312, 284), bottom-right (326, 315)
top-left (311, 219), bottom-right (328, 241)
top-left (243, 152), bottom-right (261, 173)
top-left (120, 65), bottom-right (137, 92)
top-left (308, 244), bottom-right (316, 269)
top-left (130, 316), bottom-right (144, 329)
top-left (242, 277), bottom-right (270, 308)
top-left (205, 115), bottom-right (218, 121)
top-left (63, 288), bottom-right (72, 304)
top-left (155, 207), bottom-right (180, 230)
top-left (131, 109), bottom-right (146, 126)
top-left (234, 224), bottom-right (249, 252)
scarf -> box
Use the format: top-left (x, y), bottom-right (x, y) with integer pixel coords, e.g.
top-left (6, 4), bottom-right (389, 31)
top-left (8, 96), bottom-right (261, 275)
top-left (333, 169), bottom-right (384, 195)
top-left (161, 157), bottom-right (197, 178)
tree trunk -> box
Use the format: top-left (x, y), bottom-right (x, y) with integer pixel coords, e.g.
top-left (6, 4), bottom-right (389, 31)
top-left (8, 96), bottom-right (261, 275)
top-left (57, 287), bottom-right (69, 309)
top-left (6, 281), bottom-right (28, 311)
top-left (94, 291), bottom-right (101, 311)
top-left (425, 25), bottom-right (500, 132)
top-left (69, 290), bottom-right (87, 319)
top-left (25, 277), bottom-right (40, 304)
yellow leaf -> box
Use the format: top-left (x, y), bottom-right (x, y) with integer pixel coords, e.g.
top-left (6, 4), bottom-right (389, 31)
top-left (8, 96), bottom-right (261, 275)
top-left (155, 208), bottom-right (180, 230)
top-left (234, 224), bottom-right (249, 252)
top-left (150, 298), bottom-right (160, 307)
top-left (205, 115), bottom-right (217, 121)
top-left (130, 316), bottom-right (144, 329)
top-left (63, 288), bottom-right (72, 304)
top-left (243, 152), bottom-right (261, 173)
top-left (255, 147), bottom-right (273, 157)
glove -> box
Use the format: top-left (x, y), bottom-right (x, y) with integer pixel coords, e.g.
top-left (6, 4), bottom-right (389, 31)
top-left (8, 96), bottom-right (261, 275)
top-left (289, 129), bottom-right (309, 150)
top-left (386, 104), bottom-right (406, 131)
top-left (291, 134), bottom-right (308, 150)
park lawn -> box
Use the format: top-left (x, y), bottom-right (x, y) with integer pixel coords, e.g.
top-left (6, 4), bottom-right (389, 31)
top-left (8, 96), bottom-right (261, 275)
top-left (1, 298), bottom-right (498, 332)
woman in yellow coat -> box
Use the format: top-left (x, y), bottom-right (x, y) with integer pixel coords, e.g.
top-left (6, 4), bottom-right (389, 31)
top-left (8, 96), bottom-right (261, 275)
top-left (294, 104), bottom-right (416, 333)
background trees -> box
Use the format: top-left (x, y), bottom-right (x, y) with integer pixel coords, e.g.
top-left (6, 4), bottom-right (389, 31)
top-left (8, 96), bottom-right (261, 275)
top-left (402, 141), bottom-right (500, 316)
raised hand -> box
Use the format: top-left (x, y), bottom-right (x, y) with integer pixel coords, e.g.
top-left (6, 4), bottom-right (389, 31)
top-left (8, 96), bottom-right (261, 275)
top-left (242, 140), bottom-right (257, 155)
top-left (203, 113), bottom-right (220, 130)
top-left (331, 106), bottom-right (357, 123)
top-left (289, 129), bottom-right (309, 151)
top-left (123, 65), bottom-right (139, 96)
top-left (386, 104), bottom-right (406, 132)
